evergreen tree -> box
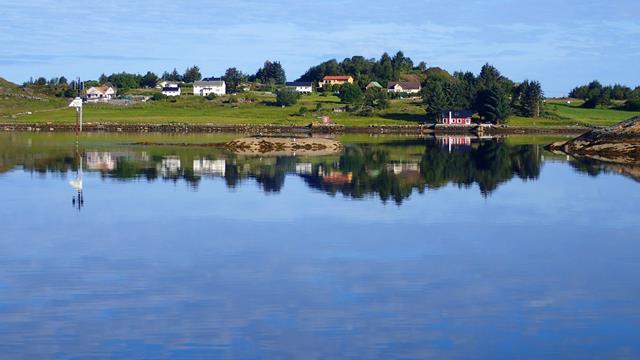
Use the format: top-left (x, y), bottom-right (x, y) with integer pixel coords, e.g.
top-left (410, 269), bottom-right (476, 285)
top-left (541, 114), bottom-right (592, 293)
top-left (423, 80), bottom-right (451, 121)
top-left (183, 65), bottom-right (202, 83)
top-left (140, 71), bottom-right (159, 88)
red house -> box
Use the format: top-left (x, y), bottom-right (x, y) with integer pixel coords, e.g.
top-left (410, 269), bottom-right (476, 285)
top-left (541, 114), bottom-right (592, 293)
top-left (440, 110), bottom-right (473, 125)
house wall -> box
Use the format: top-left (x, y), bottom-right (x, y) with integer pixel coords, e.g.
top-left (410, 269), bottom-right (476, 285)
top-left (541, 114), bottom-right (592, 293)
top-left (193, 84), bottom-right (226, 96)
top-left (441, 117), bottom-right (472, 125)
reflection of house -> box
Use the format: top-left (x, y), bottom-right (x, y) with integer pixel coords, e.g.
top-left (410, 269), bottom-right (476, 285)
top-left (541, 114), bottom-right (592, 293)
top-left (295, 163), bottom-right (313, 175)
top-left (193, 80), bottom-right (226, 96)
top-left (321, 75), bottom-right (354, 87)
top-left (440, 110), bottom-right (473, 125)
top-left (85, 85), bottom-right (116, 102)
top-left (386, 162), bottom-right (419, 175)
top-left (193, 159), bottom-right (226, 176)
top-left (161, 84), bottom-right (181, 96)
top-left (387, 81), bottom-right (421, 94)
top-left (437, 136), bottom-right (473, 152)
top-left (85, 152), bottom-right (116, 171)
top-left (158, 156), bottom-right (181, 177)
top-left (285, 82), bottom-right (313, 93)
top-left (322, 171), bottom-right (353, 185)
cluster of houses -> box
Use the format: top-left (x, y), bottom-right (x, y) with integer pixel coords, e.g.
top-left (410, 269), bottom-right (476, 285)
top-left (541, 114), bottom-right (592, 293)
top-left (82, 74), bottom-right (473, 125)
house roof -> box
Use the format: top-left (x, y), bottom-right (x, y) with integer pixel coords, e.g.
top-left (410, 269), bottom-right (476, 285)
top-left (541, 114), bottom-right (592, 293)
top-left (322, 75), bottom-right (353, 81)
top-left (87, 85), bottom-right (115, 94)
top-left (366, 81), bottom-right (383, 88)
top-left (194, 80), bottom-right (225, 87)
top-left (387, 81), bottom-right (421, 90)
top-left (441, 110), bottom-right (474, 118)
top-left (286, 82), bottom-right (313, 87)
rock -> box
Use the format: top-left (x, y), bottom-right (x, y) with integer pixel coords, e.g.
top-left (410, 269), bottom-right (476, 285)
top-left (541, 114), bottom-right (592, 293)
top-left (548, 116), bottom-right (640, 164)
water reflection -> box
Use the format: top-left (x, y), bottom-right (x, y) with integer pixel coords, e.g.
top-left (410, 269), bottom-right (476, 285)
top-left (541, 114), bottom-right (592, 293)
top-left (0, 133), bottom-right (637, 204)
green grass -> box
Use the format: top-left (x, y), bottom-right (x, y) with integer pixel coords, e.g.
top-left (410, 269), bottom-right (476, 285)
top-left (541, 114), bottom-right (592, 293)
top-left (4, 88), bottom-right (638, 128)
top-left (5, 92), bottom-right (425, 127)
top-left (507, 99), bottom-right (640, 127)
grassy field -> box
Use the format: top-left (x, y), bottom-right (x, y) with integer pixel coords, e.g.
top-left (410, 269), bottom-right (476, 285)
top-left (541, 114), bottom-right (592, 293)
top-left (2, 87), bottom-right (638, 128)
top-left (507, 99), bottom-right (640, 127)
top-left (4, 93), bottom-right (426, 126)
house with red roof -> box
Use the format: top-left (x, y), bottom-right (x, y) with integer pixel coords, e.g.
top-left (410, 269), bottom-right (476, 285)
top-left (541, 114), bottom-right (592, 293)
top-left (321, 75), bottom-right (354, 88)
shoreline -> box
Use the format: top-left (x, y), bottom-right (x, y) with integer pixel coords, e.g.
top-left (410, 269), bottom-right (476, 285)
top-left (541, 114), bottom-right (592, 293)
top-left (0, 122), bottom-right (590, 136)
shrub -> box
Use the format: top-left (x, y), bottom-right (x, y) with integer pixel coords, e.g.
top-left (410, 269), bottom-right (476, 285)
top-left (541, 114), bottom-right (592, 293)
top-left (205, 93), bottom-right (217, 100)
top-left (276, 88), bottom-right (299, 106)
top-left (151, 93), bottom-right (167, 101)
top-left (297, 106), bottom-right (309, 116)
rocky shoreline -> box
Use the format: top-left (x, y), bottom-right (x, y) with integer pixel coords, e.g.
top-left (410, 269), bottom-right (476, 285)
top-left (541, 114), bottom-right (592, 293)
top-left (548, 117), bottom-right (640, 164)
top-left (0, 122), bottom-right (590, 136)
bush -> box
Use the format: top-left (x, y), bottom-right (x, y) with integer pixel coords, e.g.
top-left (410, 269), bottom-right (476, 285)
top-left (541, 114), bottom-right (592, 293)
top-left (276, 88), bottom-right (299, 106)
top-left (151, 93), bottom-right (167, 101)
top-left (297, 106), bottom-right (309, 116)
top-left (205, 93), bottom-right (217, 100)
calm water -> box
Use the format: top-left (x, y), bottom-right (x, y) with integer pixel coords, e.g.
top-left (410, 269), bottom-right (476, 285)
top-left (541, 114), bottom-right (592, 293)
top-left (0, 132), bottom-right (639, 359)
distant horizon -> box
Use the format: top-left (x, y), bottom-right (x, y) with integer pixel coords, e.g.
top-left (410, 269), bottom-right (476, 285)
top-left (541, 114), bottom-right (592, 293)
top-left (2, 0), bottom-right (639, 97)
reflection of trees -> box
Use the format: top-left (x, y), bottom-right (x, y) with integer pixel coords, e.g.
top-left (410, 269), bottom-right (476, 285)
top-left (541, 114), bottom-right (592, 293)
top-left (421, 140), bottom-right (541, 195)
top-left (1, 138), bottom-right (546, 203)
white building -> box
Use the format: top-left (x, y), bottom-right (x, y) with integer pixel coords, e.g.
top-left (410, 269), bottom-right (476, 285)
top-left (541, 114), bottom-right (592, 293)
top-left (85, 85), bottom-right (116, 102)
top-left (162, 84), bottom-right (181, 96)
top-left (285, 82), bottom-right (313, 93)
top-left (193, 80), bottom-right (226, 96)
top-left (387, 81), bottom-right (422, 94)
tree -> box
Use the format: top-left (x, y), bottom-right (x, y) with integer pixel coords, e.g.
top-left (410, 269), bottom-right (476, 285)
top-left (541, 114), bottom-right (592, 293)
top-left (255, 60), bottom-right (286, 85)
top-left (423, 80), bottom-right (451, 121)
top-left (223, 67), bottom-right (246, 93)
top-left (59, 76), bottom-right (68, 85)
top-left (476, 89), bottom-right (510, 124)
top-left (521, 80), bottom-right (544, 117)
top-left (338, 83), bottom-right (364, 106)
top-left (392, 50), bottom-right (413, 74)
top-left (364, 87), bottom-right (389, 110)
top-left (275, 87), bottom-right (299, 106)
top-left (166, 68), bottom-right (182, 82)
top-left (183, 65), bottom-right (202, 83)
top-left (35, 77), bottom-right (47, 86)
top-left (374, 52), bottom-right (394, 83)
top-left (140, 71), bottom-right (159, 88)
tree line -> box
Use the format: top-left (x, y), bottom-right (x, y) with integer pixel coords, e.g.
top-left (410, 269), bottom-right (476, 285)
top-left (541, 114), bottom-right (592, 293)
top-left (569, 81), bottom-right (640, 110)
top-left (422, 64), bottom-right (544, 123)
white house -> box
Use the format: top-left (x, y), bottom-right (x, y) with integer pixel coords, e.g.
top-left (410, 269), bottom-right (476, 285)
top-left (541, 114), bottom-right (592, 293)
top-left (156, 80), bottom-right (181, 89)
top-left (193, 80), bottom-right (226, 96)
top-left (387, 81), bottom-right (422, 94)
top-left (162, 84), bottom-right (181, 96)
top-left (85, 85), bottom-right (116, 102)
top-left (285, 82), bottom-right (313, 93)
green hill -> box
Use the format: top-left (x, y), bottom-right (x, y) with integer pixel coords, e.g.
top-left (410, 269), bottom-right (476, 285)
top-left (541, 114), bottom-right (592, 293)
top-left (0, 77), bottom-right (67, 117)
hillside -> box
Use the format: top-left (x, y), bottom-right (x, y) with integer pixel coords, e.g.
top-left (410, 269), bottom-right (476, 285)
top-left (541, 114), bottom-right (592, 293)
top-left (0, 77), bottom-right (67, 117)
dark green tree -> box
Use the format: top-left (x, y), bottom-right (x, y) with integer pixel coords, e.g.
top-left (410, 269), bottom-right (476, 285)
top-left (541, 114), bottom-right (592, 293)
top-left (140, 71), bottom-right (159, 88)
top-left (338, 83), bottom-right (364, 106)
top-left (423, 80), bottom-right (451, 121)
top-left (256, 60), bottom-right (286, 84)
top-left (223, 67), bottom-right (246, 93)
top-left (275, 87), bottom-right (299, 106)
top-left (364, 87), bottom-right (389, 110)
top-left (183, 65), bottom-right (202, 83)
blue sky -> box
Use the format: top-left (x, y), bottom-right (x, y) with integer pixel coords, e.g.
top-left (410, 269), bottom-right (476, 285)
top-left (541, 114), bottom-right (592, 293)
top-left (1, 0), bottom-right (639, 96)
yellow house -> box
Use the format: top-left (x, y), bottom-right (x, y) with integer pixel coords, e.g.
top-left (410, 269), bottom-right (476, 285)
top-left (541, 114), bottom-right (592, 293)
top-left (321, 75), bottom-right (354, 87)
